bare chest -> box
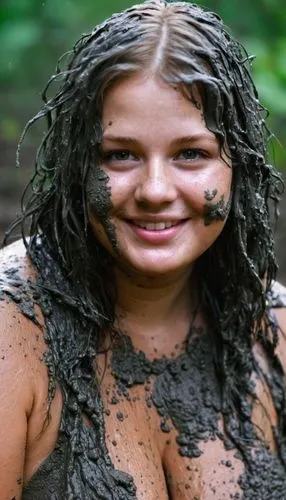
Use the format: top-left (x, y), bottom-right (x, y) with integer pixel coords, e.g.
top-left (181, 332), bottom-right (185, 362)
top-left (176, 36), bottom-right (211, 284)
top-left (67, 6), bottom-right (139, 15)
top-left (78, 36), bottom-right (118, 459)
top-left (97, 360), bottom-right (243, 500)
top-left (24, 334), bottom-right (283, 499)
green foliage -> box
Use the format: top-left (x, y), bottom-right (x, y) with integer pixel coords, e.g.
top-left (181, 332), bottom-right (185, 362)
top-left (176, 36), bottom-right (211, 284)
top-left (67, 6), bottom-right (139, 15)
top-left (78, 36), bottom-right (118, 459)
top-left (0, 0), bottom-right (285, 165)
top-left (245, 38), bottom-right (286, 114)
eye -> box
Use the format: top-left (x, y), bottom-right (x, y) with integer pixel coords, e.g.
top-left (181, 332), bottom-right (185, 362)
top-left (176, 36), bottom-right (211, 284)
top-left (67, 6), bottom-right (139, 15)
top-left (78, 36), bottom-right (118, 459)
top-left (176, 149), bottom-right (208, 161)
top-left (103, 150), bottom-right (137, 162)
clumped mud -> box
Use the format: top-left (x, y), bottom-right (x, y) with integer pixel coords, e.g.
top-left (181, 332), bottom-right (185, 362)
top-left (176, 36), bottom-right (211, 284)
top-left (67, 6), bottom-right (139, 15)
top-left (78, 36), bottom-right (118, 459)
top-left (86, 165), bottom-right (118, 252)
top-left (2, 0), bottom-right (286, 498)
top-left (111, 322), bottom-right (286, 498)
top-left (2, 237), bottom-right (286, 499)
top-left (203, 190), bottom-right (231, 226)
top-left (9, 239), bottom-right (137, 500)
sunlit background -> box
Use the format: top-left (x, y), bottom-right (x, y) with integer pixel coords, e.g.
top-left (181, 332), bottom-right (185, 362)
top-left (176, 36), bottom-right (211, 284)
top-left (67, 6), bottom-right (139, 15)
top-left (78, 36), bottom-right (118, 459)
top-left (1, 0), bottom-right (285, 278)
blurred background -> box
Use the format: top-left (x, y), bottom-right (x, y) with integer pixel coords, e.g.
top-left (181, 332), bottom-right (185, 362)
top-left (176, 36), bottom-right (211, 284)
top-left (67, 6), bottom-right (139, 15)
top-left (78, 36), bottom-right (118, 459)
top-left (0, 0), bottom-right (285, 278)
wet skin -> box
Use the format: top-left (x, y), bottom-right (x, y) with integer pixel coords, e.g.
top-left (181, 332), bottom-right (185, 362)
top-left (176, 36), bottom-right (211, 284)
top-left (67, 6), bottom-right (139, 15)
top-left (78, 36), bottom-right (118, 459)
top-left (1, 243), bottom-right (286, 499)
top-left (1, 75), bottom-right (286, 499)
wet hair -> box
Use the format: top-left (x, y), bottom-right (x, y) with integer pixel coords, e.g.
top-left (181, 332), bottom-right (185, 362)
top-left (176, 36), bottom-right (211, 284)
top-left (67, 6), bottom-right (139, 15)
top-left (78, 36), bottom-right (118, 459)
top-left (7, 0), bottom-right (286, 453)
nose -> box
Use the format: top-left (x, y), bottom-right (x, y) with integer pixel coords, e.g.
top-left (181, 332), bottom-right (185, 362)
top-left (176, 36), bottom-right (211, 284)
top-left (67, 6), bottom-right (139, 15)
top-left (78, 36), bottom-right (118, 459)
top-left (134, 158), bottom-right (177, 208)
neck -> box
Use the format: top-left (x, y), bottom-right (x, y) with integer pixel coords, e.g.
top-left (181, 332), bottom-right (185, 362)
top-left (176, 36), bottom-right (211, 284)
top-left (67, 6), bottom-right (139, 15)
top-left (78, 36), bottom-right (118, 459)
top-left (113, 266), bottom-right (198, 357)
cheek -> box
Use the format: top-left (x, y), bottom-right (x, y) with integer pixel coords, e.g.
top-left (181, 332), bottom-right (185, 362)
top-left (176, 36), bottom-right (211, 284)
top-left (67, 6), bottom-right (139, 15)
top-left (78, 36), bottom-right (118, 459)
top-left (185, 167), bottom-right (231, 202)
top-left (183, 166), bottom-right (232, 226)
top-left (103, 171), bottom-right (135, 211)
top-left (203, 192), bottom-right (231, 226)
top-left (199, 165), bottom-right (232, 197)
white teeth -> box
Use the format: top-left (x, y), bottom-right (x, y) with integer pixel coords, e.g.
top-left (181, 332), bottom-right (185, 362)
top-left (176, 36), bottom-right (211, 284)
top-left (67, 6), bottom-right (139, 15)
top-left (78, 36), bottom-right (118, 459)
top-left (134, 221), bottom-right (177, 230)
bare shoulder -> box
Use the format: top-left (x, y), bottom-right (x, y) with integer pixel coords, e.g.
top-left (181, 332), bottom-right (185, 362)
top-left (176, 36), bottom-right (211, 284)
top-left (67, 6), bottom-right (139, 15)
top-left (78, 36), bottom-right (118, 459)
top-left (0, 239), bottom-right (50, 498)
top-left (0, 239), bottom-right (34, 288)
top-left (0, 239), bottom-right (48, 399)
top-left (267, 280), bottom-right (286, 310)
top-left (0, 237), bottom-right (45, 343)
top-left (0, 237), bottom-right (30, 263)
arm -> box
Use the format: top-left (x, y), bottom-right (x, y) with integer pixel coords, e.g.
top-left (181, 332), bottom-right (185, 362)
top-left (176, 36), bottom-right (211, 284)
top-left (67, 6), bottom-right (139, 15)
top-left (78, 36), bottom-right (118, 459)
top-left (0, 241), bottom-right (49, 499)
top-left (0, 297), bottom-right (35, 499)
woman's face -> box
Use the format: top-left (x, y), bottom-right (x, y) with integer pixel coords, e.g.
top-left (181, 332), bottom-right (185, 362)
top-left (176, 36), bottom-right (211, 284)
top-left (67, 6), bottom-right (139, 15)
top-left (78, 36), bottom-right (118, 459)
top-left (87, 74), bottom-right (232, 279)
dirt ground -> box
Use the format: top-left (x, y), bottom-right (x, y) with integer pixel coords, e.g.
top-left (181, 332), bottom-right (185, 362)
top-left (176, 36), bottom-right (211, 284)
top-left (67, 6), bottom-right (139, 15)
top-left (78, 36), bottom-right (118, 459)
top-left (1, 143), bottom-right (286, 283)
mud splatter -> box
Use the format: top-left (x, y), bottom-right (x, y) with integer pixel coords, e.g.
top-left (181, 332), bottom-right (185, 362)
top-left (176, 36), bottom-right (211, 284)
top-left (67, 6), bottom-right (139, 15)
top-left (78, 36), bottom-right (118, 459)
top-left (86, 164), bottom-right (118, 252)
top-left (20, 237), bottom-right (137, 499)
top-left (203, 191), bottom-right (231, 226)
top-left (7, 240), bottom-right (284, 498)
top-left (1, 0), bottom-right (285, 498)
top-left (6, 0), bottom-right (283, 459)
top-left (204, 189), bottom-right (218, 201)
top-left (111, 322), bottom-right (286, 498)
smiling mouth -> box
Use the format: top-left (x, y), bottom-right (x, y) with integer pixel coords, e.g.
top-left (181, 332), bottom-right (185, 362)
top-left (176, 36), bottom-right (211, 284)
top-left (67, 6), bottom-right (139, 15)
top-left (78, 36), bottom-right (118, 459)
top-left (127, 220), bottom-right (187, 231)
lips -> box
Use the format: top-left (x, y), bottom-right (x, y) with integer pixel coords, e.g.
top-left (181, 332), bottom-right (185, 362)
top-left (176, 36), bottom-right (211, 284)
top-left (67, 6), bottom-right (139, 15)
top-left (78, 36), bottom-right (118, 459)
top-left (123, 218), bottom-right (188, 244)
top-left (131, 220), bottom-right (179, 231)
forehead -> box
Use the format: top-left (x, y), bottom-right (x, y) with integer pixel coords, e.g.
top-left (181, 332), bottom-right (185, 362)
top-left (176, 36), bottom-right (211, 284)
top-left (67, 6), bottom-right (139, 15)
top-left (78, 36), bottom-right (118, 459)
top-left (102, 73), bottom-right (211, 140)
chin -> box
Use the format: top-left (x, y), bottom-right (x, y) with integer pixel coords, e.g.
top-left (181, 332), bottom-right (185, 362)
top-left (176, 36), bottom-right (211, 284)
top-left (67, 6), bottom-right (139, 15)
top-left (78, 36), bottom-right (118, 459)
top-left (116, 254), bottom-right (192, 280)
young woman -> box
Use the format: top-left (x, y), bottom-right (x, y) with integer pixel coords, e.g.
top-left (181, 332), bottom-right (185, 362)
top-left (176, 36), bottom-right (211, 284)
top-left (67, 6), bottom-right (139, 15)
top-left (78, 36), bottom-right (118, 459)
top-left (1, 1), bottom-right (286, 498)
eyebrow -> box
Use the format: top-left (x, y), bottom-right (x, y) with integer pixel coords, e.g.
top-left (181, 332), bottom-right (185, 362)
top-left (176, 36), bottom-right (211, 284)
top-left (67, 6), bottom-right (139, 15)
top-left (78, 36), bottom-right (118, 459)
top-left (102, 133), bottom-right (217, 145)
